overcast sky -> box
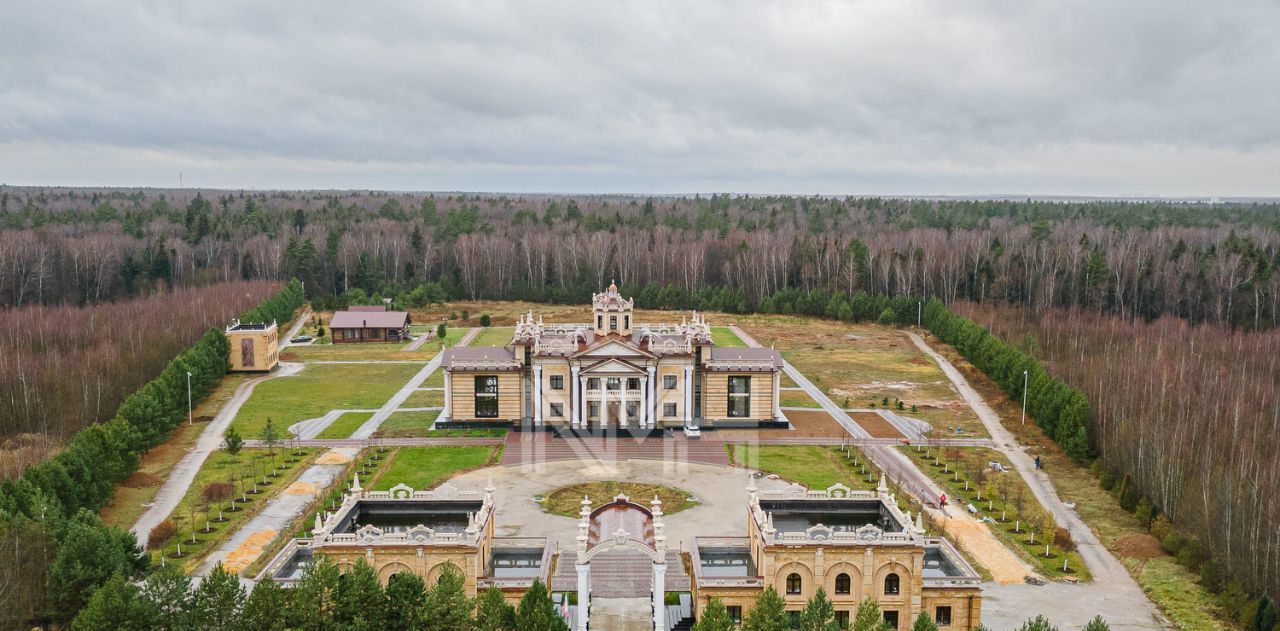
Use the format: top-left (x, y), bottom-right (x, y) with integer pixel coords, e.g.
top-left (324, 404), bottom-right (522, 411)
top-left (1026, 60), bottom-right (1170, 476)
top-left (3, 1), bottom-right (1279, 196)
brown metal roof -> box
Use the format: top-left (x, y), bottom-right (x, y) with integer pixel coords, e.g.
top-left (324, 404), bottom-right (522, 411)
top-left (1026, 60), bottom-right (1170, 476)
top-left (347, 305), bottom-right (387, 312)
top-left (330, 310), bottom-right (410, 329)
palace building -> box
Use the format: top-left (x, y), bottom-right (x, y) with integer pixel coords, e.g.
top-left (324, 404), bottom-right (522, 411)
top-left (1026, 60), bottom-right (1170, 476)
top-left (440, 283), bottom-right (784, 430)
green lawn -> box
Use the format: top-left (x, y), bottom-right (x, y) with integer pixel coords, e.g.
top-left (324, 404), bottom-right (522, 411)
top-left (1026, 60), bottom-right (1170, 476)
top-left (779, 390), bottom-right (822, 408)
top-left (711, 326), bottom-right (746, 347)
top-left (373, 410), bottom-right (441, 438)
top-left (427, 428), bottom-right (507, 437)
top-left (232, 363), bottom-right (421, 437)
top-left (371, 446), bottom-right (497, 491)
top-left (469, 326), bottom-right (515, 347)
top-left (155, 447), bottom-right (318, 571)
top-left (730, 445), bottom-right (878, 492)
top-left (315, 412), bottom-right (375, 439)
top-left (400, 389), bottom-right (445, 408)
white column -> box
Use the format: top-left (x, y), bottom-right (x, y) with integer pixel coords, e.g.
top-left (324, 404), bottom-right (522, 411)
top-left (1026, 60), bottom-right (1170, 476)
top-left (601, 384), bottom-right (609, 427)
top-left (619, 384), bottom-right (628, 428)
top-left (651, 561), bottom-right (666, 630)
top-left (443, 371), bottom-right (452, 421)
top-left (682, 366), bottom-right (693, 426)
top-left (570, 366), bottom-right (580, 427)
top-left (533, 365), bottom-right (543, 426)
top-left (773, 370), bottom-right (781, 421)
top-left (646, 366), bottom-right (657, 427)
top-left (576, 562), bottom-right (590, 631)
top-left (640, 377), bottom-right (649, 428)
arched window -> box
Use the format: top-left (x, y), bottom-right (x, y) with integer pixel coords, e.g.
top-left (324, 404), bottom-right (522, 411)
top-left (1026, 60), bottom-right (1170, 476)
top-left (883, 572), bottom-right (900, 595)
top-left (835, 573), bottom-right (851, 594)
top-left (786, 572), bottom-right (802, 595)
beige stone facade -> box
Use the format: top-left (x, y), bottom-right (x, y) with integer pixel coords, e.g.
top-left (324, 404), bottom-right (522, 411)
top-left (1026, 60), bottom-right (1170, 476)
top-left (441, 283), bottom-right (783, 430)
top-left (225, 320), bottom-right (280, 372)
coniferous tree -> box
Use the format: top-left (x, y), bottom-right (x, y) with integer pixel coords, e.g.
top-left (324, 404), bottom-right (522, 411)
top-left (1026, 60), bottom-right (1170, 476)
top-left (799, 586), bottom-right (837, 631)
top-left (912, 611), bottom-right (939, 631)
top-left (289, 554), bottom-right (341, 630)
top-left (141, 566), bottom-right (194, 631)
top-left (852, 598), bottom-right (889, 631)
top-left (475, 585), bottom-right (518, 631)
top-left (241, 577), bottom-right (291, 631)
top-left (70, 573), bottom-right (154, 631)
top-left (742, 586), bottom-right (788, 631)
top-left (692, 597), bottom-right (735, 631)
top-left (514, 579), bottom-right (568, 631)
top-left (1255, 596), bottom-right (1277, 631)
top-left (385, 571), bottom-right (429, 630)
top-left (1017, 616), bottom-right (1060, 631)
top-left (1083, 616), bottom-right (1111, 631)
top-left (424, 565), bottom-right (473, 631)
top-left (336, 559), bottom-right (386, 631)
top-left (190, 563), bottom-right (244, 630)
top-left (46, 510), bottom-right (147, 622)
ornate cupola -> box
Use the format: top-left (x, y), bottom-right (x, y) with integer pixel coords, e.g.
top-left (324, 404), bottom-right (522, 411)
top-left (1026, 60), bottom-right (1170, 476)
top-left (592, 280), bottom-right (634, 336)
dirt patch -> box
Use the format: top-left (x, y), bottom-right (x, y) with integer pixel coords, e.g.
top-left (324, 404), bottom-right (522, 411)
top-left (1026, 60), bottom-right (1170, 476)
top-left (782, 410), bottom-right (848, 437)
top-left (315, 450), bottom-right (352, 465)
top-left (850, 412), bottom-right (905, 439)
top-left (928, 507), bottom-right (1029, 583)
top-left (1112, 534), bottom-right (1165, 560)
top-left (284, 481), bottom-right (318, 495)
top-left (121, 471), bottom-right (161, 489)
top-left (222, 529), bottom-right (277, 574)
top-left (279, 351), bottom-right (300, 361)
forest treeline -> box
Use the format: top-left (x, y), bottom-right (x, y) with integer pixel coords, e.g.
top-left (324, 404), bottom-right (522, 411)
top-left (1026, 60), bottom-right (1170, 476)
top-left (955, 301), bottom-right (1280, 617)
top-left (0, 280), bottom-right (303, 627)
top-left (1, 187), bottom-right (1278, 329)
top-left (0, 280), bottom-right (283, 474)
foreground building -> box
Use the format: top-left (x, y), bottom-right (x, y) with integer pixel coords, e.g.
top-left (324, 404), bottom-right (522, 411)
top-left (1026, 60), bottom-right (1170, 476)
top-left (692, 479), bottom-right (982, 630)
top-left (225, 320), bottom-right (280, 372)
top-left (441, 282), bottom-right (784, 430)
top-left (330, 305), bottom-right (411, 343)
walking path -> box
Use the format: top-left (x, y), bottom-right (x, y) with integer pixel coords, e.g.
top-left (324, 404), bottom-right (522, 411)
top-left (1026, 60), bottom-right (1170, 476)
top-left (403, 330), bottom-right (432, 352)
top-left (730, 325), bottom-right (1031, 584)
top-left (347, 327), bottom-right (478, 440)
top-left (195, 447), bottom-right (358, 585)
top-left (287, 408), bottom-right (380, 440)
top-left (131, 362), bottom-right (304, 549)
top-left (277, 307), bottom-right (312, 349)
top-left (906, 331), bottom-right (1166, 629)
top-left (500, 432), bottom-right (730, 466)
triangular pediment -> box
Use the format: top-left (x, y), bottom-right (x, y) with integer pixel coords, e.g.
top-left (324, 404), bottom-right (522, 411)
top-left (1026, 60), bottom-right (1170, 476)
top-left (571, 338), bottom-right (654, 360)
top-left (581, 358), bottom-right (647, 375)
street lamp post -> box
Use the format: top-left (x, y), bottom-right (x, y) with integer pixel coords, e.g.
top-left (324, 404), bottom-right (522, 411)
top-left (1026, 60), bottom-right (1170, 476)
top-left (917, 301), bottom-right (922, 328)
top-left (187, 371), bottom-right (193, 426)
top-left (1020, 369), bottom-right (1029, 426)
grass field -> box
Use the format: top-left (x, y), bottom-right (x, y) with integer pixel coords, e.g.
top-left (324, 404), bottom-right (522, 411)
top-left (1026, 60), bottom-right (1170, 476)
top-left (779, 390), bottom-right (822, 408)
top-left (101, 373), bottom-right (251, 529)
top-left (730, 445), bottom-right (880, 492)
top-left (374, 410), bottom-right (440, 438)
top-left (400, 388), bottom-right (445, 408)
top-left (231, 363), bottom-right (420, 437)
top-left (543, 482), bottom-right (698, 517)
top-left (370, 446), bottom-right (497, 491)
top-left (710, 326), bottom-right (746, 347)
top-left (469, 326), bottom-right (515, 347)
top-left (315, 412), bottom-right (375, 439)
top-left (157, 447), bottom-right (318, 571)
top-left (900, 446), bottom-right (1090, 581)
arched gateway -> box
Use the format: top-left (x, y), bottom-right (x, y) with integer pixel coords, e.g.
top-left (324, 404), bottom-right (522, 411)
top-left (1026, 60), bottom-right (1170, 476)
top-left (574, 494), bottom-right (668, 631)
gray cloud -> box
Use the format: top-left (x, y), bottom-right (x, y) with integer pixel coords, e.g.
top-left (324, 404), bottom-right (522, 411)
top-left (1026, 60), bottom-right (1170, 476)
top-left (2, 0), bottom-right (1279, 195)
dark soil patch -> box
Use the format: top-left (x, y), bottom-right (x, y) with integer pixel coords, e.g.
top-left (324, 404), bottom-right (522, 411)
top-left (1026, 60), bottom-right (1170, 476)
top-left (1113, 533), bottom-right (1165, 560)
top-left (121, 471), bottom-right (161, 488)
top-left (850, 412), bottom-right (905, 439)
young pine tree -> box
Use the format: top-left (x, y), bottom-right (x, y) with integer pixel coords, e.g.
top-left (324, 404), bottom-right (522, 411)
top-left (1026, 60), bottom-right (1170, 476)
top-left (289, 554), bottom-right (342, 630)
top-left (241, 577), bottom-right (291, 631)
top-left (1083, 616), bottom-right (1111, 631)
top-left (514, 579), bottom-right (568, 631)
top-left (1255, 596), bottom-right (1277, 631)
top-left (742, 586), bottom-right (789, 631)
top-left (190, 563), bottom-right (244, 630)
top-left (385, 572), bottom-right (429, 630)
top-left (1017, 616), bottom-right (1060, 631)
top-left (912, 611), bottom-right (939, 631)
top-left (692, 597), bottom-right (734, 631)
top-left (70, 573), bottom-right (154, 631)
top-left (852, 598), bottom-right (889, 631)
top-left (799, 587), bottom-right (837, 631)
top-left (140, 566), bottom-right (194, 631)
top-left (424, 565), bottom-right (474, 631)
top-left (336, 559), bottom-right (386, 631)
top-left (475, 585), bottom-right (517, 631)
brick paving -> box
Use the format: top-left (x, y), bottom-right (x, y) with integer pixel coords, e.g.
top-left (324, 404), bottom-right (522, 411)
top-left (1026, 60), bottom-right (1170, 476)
top-left (500, 432), bottom-right (730, 466)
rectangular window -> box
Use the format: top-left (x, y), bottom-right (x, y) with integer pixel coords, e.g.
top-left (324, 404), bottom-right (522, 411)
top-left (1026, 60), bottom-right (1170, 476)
top-left (343, 329), bottom-right (356, 339)
top-left (835, 611), bottom-right (849, 629)
top-left (240, 338), bottom-right (255, 366)
top-left (728, 376), bottom-right (751, 418)
top-left (588, 402), bottom-right (600, 418)
top-left (883, 611), bottom-right (899, 630)
top-left (588, 377), bottom-right (601, 391)
top-left (727, 606), bottom-right (742, 625)
top-left (935, 607), bottom-right (952, 626)
top-left (549, 375), bottom-right (564, 390)
top-left (597, 315), bottom-right (603, 329)
top-left (663, 375), bottom-right (677, 389)
top-left (549, 403), bottom-right (564, 417)
top-left (606, 377), bottom-right (622, 391)
top-left (609, 316), bottom-right (618, 330)
top-left (626, 377), bottom-right (640, 391)
top-left (474, 376), bottom-right (499, 418)
top-left (624, 315), bottom-right (630, 329)
top-left (664, 403), bottom-right (677, 417)
top-left (626, 402), bottom-right (639, 418)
